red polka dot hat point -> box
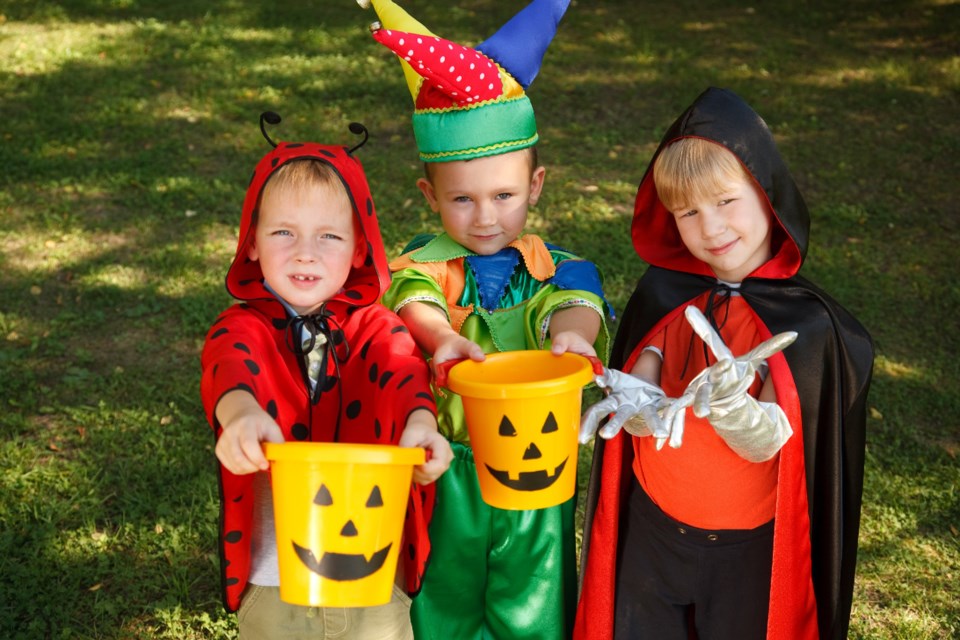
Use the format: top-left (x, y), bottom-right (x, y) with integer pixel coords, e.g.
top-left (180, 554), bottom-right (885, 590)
top-left (358, 0), bottom-right (571, 162)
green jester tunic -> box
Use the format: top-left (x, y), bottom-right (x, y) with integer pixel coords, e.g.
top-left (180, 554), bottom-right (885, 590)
top-left (382, 232), bottom-right (611, 640)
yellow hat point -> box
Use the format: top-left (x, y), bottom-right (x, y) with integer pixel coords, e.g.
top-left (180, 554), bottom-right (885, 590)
top-left (499, 68), bottom-right (525, 100)
top-left (368, 20), bottom-right (424, 105)
top-left (364, 0), bottom-right (435, 37)
top-left (363, 1), bottom-right (436, 103)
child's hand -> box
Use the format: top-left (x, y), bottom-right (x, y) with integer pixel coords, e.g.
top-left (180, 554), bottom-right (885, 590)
top-left (682, 305), bottom-right (797, 416)
top-left (660, 306), bottom-right (797, 461)
top-left (549, 330), bottom-right (597, 358)
top-left (579, 367), bottom-right (670, 444)
top-left (397, 301), bottom-right (484, 365)
top-left (432, 334), bottom-right (485, 367)
top-left (548, 306), bottom-right (601, 357)
top-left (399, 409), bottom-right (453, 485)
top-left (214, 391), bottom-right (285, 475)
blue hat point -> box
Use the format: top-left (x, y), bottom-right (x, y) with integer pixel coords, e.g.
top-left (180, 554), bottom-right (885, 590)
top-left (477, 0), bottom-right (571, 89)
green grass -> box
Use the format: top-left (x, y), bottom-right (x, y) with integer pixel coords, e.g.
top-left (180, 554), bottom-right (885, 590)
top-left (1, 0), bottom-right (958, 637)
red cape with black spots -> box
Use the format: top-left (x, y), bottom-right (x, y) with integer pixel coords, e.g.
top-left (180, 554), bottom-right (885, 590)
top-left (200, 135), bottom-right (437, 612)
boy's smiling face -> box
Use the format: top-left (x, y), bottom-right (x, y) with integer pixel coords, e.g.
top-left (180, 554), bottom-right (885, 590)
top-left (670, 176), bottom-right (773, 283)
top-left (248, 181), bottom-right (363, 315)
top-left (417, 149), bottom-right (545, 256)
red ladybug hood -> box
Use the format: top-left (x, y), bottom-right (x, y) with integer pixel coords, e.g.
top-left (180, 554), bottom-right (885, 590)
top-left (226, 127), bottom-right (390, 316)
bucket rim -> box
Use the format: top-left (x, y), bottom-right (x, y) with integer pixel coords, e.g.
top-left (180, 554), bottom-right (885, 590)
top-left (263, 441), bottom-right (425, 465)
top-left (446, 350), bottom-right (593, 399)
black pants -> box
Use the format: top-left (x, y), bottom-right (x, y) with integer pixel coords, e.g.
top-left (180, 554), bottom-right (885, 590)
top-left (614, 478), bottom-right (774, 640)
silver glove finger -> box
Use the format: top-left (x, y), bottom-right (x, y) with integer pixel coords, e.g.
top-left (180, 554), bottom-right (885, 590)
top-left (578, 396), bottom-right (620, 443)
top-left (663, 388), bottom-right (694, 428)
top-left (740, 331), bottom-right (798, 365)
top-left (693, 379), bottom-right (713, 418)
top-left (708, 359), bottom-right (752, 403)
top-left (684, 306), bottom-right (734, 361)
top-left (598, 404), bottom-right (638, 440)
top-left (668, 407), bottom-right (686, 449)
top-left (660, 402), bottom-right (681, 434)
top-left (638, 403), bottom-right (666, 438)
top-left (707, 358), bottom-right (735, 385)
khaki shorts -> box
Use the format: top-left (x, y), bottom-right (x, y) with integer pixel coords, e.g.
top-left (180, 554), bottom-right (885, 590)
top-left (238, 583), bottom-right (413, 640)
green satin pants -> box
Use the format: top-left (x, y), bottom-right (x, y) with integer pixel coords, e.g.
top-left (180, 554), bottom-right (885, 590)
top-left (411, 442), bottom-right (577, 640)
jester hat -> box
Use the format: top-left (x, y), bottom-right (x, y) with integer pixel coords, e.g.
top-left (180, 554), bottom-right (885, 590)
top-left (359, 0), bottom-right (570, 162)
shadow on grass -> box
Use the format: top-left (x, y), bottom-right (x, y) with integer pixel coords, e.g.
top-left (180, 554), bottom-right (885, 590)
top-left (1, 0), bottom-right (958, 637)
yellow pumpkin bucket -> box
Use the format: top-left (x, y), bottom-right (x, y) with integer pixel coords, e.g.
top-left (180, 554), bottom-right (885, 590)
top-left (263, 442), bottom-right (424, 607)
top-left (447, 351), bottom-right (593, 510)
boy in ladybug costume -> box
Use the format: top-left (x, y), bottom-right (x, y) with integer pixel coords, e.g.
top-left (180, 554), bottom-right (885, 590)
top-left (358, 1), bottom-right (613, 638)
top-left (200, 114), bottom-right (452, 639)
top-left (575, 88), bottom-right (874, 640)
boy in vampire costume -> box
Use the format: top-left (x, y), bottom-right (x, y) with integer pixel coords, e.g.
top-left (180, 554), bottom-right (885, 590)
top-left (575, 88), bottom-right (874, 640)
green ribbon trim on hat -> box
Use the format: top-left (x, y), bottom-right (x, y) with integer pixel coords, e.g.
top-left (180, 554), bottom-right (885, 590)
top-left (413, 97), bottom-right (538, 162)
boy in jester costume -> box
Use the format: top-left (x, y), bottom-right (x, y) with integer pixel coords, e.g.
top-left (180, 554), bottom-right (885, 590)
top-left (360, 1), bottom-right (612, 637)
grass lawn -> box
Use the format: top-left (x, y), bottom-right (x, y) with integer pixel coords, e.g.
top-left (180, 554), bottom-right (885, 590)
top-left (1, 0), bottom-right (958, 638)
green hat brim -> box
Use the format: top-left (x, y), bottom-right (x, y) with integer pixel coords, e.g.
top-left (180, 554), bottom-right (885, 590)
top-left (413, 97), bottom-right (538, 162)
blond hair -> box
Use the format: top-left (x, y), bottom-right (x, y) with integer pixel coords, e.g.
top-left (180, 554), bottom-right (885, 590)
top-left (653, 138), bottom-right (747, 212)
top-left (261, 159), bottom-right (346, 203)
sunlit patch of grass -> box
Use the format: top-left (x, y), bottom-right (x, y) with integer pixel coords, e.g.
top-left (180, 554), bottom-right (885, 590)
top-left (2, 230), bottom-right (127, 272)
top-left (873, 355), bottom-right (925, 382)
top-left (0, 22), bottom-right (133, 75)
top-left (82, 263), bottom-right (149, 289)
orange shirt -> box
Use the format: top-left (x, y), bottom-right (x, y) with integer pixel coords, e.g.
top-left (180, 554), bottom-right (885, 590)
top-left (632, 292), bottom-right (779, 530)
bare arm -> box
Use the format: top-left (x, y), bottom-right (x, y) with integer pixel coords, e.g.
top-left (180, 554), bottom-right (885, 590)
top-left (549, 305), bottom-right (602, 357)
top-left (398, 301), bottom-right (485, 364)
top-left (629, 349), bottom-right (663, 386)
top-left (759, 373), bottom-right (777, 403)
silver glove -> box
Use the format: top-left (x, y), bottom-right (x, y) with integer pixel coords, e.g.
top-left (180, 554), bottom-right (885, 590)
top-left (661, 306), bottom-right (797, 460)
top-left (579, 367), bottom-right (670, 444)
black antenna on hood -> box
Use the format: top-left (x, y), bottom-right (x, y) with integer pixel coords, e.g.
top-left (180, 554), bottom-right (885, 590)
top-left (347, 122), bottom-right (369, 154)
top-left (260, 111), bottom-right (282, 148)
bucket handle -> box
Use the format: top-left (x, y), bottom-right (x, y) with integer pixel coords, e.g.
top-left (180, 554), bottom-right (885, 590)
top-left (584, 355), bottom-right (605, 376)
top-left (434, 354), bottom-right (604, 388)
top-left (432, 357), bottom-right (467, 389)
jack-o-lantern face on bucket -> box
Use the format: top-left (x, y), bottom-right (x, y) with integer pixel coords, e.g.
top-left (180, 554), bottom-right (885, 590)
top-left (292, 483), bottom-right (391, 581)
top-left (485, 411), bottom-right (567, 492)
top-left (264, 442), bottom-right (422, 607)
top-left (446, 350), bottom-right (591, 510)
